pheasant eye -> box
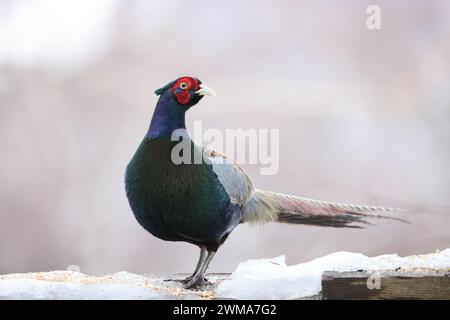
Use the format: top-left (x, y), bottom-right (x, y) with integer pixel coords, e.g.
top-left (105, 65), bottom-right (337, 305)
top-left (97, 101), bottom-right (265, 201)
top-left (180, 82), bottom-right (187, 90)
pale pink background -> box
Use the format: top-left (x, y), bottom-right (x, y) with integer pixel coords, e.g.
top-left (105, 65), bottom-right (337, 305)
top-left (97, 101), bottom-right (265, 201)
top-left (0, 0), bottom-right (448, 275)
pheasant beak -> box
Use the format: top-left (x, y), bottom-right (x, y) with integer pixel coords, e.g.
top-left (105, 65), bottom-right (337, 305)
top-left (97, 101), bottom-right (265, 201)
top-left (195, 84), bottom-right (216, 97)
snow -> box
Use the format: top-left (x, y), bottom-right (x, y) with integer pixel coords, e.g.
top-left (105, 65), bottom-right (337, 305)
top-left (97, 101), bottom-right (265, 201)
top-left (0, 249), bottom-right (449, 300)
top-left (216, 249), bottom-right (450, 299)
top-left (0, 271), bottom-right (224, 300)
top-left (0, 272), bottom-right (161, 300)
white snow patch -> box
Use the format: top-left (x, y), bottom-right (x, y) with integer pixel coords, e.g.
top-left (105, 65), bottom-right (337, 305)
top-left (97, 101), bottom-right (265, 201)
top-left (216, 249), bottom-right (450, 299)
top-left (0, 271), bottom-right (167, 300)
top-left (0, 271), bottom-right (225, 300)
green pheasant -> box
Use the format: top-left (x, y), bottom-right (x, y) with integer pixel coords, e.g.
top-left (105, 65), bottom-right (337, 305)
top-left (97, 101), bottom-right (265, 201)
top-left (125, 76), bottom-right (402, 289)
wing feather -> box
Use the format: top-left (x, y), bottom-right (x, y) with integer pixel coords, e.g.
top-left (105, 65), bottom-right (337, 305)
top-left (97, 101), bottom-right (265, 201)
top-left (204, 149), bottom-right (254, 206)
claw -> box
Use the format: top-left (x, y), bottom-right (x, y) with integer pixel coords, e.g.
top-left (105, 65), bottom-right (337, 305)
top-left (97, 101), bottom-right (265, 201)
top-left (164, 275), bottom-right (208, 285)
top-left (164, 278), bottom-right (190, 284)
top-left (183, 276), bottom-right (210, 290)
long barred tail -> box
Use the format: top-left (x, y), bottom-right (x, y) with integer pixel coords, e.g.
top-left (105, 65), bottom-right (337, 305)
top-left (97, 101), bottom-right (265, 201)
top-left (242, 189), bottom-right (407, 228)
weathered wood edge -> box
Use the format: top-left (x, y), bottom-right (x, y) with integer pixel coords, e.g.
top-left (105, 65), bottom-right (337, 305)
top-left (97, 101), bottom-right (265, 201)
top-left (321, 270), bottom-right (450, 300)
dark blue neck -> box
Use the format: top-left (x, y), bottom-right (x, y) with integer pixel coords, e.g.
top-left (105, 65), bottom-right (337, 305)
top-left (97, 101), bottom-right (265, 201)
top-left (147, 95), bottom-right (186, 139)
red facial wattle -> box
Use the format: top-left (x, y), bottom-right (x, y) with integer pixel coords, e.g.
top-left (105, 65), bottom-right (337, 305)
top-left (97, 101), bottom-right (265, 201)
top-left (171, 77), bottom-right (199, 105)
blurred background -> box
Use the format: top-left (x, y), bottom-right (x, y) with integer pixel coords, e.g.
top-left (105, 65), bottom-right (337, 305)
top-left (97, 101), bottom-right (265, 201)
top-left (0, 0), bottom-right (449, 275)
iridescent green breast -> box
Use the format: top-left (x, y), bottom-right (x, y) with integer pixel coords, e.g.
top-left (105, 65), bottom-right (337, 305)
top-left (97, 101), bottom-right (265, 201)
top-left (125, 137), bottom-right (242, 245)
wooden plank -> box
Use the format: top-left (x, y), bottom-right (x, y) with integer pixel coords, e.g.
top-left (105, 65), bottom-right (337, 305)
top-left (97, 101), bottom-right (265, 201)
top-left (321, 270), bottom-right (450, 300)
